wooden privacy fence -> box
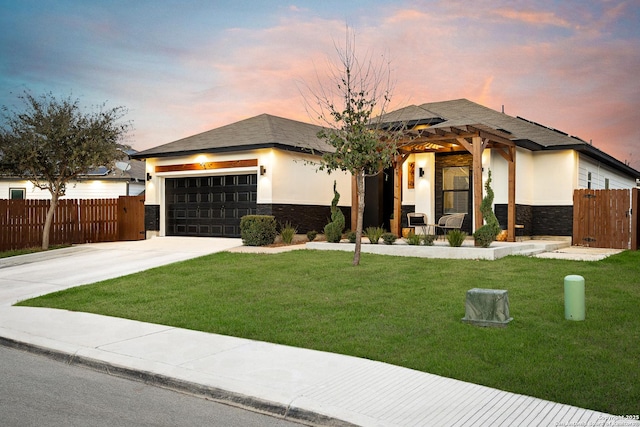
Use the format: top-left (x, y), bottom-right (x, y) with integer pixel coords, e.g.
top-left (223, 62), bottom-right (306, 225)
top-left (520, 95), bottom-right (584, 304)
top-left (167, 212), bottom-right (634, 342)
top-left (0, 196), bottom-right (145, 251)
top-left (573, 188), bottom-right (638, 250)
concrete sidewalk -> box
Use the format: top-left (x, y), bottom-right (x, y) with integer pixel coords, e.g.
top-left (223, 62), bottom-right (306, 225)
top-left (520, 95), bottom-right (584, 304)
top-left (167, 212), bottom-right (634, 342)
top-left (0, 237), bottom-right (635, 426)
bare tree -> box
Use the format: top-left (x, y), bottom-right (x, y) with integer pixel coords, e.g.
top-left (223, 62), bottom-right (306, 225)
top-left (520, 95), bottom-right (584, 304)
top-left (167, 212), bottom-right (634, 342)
top-left (0, 91), bottom-right (131, 249)
top-left (303, 28), bottom-right (401, 266)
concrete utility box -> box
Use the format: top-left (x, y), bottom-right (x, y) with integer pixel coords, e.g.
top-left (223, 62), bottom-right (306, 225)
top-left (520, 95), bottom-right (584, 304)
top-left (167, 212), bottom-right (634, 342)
top-left (564, 275), bottom-right (585, 321)
top-left (462, 288), bottom-right (513, 327)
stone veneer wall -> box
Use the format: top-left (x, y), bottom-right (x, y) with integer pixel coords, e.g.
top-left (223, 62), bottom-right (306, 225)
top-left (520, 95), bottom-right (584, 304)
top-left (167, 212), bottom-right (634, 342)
top-left (495, 204), bottom-right (573, 236)
top-left (257, 203), bottom-right (351, 234)
top-left (144, 203), bottom-right (351, 235)
top-left (145, 205), bottom-right (160, 231)
top-left (401, 205), bottom-right (416, 229)
top-left (531, 205), bottom-right (573, 236)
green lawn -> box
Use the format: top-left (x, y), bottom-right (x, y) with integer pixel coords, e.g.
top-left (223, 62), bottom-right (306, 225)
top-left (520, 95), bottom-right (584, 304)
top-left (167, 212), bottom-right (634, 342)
top-left (18, 249), bottom-right (640, 415)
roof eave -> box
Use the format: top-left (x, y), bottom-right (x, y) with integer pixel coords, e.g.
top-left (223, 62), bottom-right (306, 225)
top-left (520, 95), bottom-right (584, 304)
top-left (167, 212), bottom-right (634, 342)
top-left (528, 143), bottom-right (639, 178)
top-left (513, 139), bottom-right (544, 151)
top-left (130, 143), bottom-right (329, 160)
top-left (570, 144), bottom-right (639, 178)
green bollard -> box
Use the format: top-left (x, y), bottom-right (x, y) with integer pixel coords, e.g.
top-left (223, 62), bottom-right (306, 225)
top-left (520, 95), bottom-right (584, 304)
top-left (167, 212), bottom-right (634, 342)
top-left (564, 275), bottom-right (585, 321)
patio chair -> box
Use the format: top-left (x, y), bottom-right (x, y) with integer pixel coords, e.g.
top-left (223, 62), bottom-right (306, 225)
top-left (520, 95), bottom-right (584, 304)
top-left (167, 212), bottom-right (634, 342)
top-left (434, 213), bottom-right (466, 238)
top-left (407, 213), bottom-right (431, 235)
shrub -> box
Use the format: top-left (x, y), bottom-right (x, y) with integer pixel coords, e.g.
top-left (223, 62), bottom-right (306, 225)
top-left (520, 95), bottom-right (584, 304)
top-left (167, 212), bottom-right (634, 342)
top-left (306, 230), bottom-right (318, 242)
top-left (406, 231), bottom-right (422, 245)
top-left (446, 229), bottom-right (467, 247)
top-left (381, 232), bottom-right (397, 245)
top-left (473, 224), bottom-right (495, 248)
top-left (324, 181), bottom-right (345, 243)
top-left (325, 222), bottom-right (343, 243)
top-left (346, 230), bottom-right (357, 243)
top-left (421, 234), bottom-right (436, 246)
top-left (365, 226), bottom-right (385, 244)
top-left (240, 215), bottom-right (277, 246)
top-left (280, 221), bottom-right (297, 244)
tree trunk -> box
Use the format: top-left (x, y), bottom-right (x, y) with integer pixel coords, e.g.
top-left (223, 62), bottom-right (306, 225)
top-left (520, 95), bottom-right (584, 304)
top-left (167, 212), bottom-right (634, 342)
top-left (353, 169), bottom-right (366, 266)
top-left (42, 193), bottom-right (59, 250)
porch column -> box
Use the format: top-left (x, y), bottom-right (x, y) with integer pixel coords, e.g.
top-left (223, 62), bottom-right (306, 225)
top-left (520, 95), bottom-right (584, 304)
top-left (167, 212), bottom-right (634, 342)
top-left (473, 136), bottom-right (484, 231)
top-left (493, 144), bottom-right (518, 242)
top-left (392, 155), bottom-right (404, 236)
top-left (507, 146), bottom-right (516, 242)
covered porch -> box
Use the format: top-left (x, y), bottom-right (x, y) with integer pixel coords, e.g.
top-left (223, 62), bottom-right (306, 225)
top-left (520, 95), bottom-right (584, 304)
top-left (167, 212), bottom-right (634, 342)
top-left (352, 121), bottom-right (519, 242)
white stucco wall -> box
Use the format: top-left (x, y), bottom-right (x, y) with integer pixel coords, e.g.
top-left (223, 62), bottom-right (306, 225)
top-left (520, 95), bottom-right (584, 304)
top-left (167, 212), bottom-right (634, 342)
top-left (531, 150), bottom-right (577, 205)
top-left (1, 180), bottom-right (130, 200)
top-left (409, 153), bottom-right (436, 224)
top-left (144, 151), bottom-right (262, 206)
top-left (143, 148), bottom-right (351, 208)
top-left (484, 148), bottom-right (637, 207)
top-left (268, 150), bottom-right (351, 206)
top-left (486, 149), bottom-right (577, 206)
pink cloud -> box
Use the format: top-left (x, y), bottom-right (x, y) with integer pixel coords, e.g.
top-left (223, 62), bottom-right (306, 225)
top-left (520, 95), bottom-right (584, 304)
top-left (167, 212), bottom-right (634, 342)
top-left (493, 8), bottom-right (572, 27)
top-left (123, 3), bottom-right (639, 170)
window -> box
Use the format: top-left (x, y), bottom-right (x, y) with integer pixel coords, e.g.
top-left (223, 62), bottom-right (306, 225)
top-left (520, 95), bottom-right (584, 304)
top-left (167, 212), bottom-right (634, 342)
top-left (9, 188), bottom-right (25, 200)
top-left (605, 178), bottom-right (610, 189)
top-left (587, 172), bottom-right (592, 189)
top-left (443, 167), bottom-right (469, 214)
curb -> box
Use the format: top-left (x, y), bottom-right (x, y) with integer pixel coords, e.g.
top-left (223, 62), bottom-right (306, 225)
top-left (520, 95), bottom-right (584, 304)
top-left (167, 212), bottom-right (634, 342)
top-left (0, 336), bottom-right (356, 427)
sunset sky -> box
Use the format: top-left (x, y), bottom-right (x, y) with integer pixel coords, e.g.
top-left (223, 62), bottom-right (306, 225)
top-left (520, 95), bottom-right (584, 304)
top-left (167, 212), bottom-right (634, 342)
top-left (1, 0), bottom-right (639, 169)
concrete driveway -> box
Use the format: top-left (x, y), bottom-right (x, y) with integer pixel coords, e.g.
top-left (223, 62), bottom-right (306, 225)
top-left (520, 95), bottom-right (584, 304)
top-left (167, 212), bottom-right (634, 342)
top-left (0, 237), bottom-right (242, 306)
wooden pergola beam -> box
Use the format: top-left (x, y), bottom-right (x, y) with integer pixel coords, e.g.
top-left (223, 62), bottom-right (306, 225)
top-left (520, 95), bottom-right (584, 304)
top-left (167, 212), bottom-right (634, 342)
top-left (472, 136), bottom-right (484, 231)
top-left (508, 146), bottom-right (516, 242)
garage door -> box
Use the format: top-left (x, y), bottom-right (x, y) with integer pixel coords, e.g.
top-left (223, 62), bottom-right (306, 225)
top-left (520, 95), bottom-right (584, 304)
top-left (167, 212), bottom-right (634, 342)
top-left (166, 174), bottom-right (257, 237)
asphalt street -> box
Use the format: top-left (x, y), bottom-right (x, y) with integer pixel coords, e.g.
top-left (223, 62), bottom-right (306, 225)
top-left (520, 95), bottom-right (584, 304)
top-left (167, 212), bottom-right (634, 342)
top-left (0, 345), bottom-right (302, 427)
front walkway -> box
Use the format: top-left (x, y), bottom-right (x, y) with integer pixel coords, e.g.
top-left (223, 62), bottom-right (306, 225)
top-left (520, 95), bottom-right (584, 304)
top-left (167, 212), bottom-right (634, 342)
top-left (306, 238), bottom-right (571, 260)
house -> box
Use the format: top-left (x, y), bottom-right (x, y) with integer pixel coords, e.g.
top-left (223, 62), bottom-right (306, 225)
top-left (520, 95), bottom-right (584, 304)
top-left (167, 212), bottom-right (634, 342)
top-left (132, 114), bottom-right (351, 238)
top-left (1, 156), bottom-right (146, 200)
top-left (133, 99), bottom-right (640, 241)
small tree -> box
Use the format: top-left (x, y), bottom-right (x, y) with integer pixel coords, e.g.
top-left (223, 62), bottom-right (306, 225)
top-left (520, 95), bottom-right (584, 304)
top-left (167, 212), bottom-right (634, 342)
top-left (0, 91), bottom-right (131, 249)
top-left (304, 29), bottom-right (400, 265)
top-left (324, 181), bottom-right (345, 242)
top-left (473, 169), bottom-right (501, 247)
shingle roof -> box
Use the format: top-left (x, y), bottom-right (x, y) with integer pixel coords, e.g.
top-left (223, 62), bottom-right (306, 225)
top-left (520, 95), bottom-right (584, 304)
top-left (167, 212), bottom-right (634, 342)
top-left (374, 105), bottom-right (443, 125)
top-left (381, 99), bottom-right (639, 177)
top-left (132, 114), bottom-right (330, 159)
top-left (416, 99), bottom-right (585, 148)
top-left (379, 99), bottom-right (587, 148)
top-left (131, 101), bottom-right (638, 178)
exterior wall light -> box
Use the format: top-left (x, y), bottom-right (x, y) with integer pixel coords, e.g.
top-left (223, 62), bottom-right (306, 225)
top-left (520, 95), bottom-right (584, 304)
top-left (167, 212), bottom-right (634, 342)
top-left (146, 172), bottom-right (152, 181)
top-left (260, 165), bottom-right (267, 175)
top-left (419, 167), bottom-right (425, 178)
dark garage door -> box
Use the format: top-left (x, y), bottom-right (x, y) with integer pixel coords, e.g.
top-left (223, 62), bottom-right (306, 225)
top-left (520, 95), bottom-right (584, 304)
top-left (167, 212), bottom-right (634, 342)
top-left (166, 174), bottom-right (257, 237)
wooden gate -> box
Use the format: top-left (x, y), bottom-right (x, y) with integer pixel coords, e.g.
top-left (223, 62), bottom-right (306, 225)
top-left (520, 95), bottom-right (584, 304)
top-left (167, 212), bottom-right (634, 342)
top-left (573, 189), bottom-right (634, 249)
top-left (117, 195), bottom-right (145, 241)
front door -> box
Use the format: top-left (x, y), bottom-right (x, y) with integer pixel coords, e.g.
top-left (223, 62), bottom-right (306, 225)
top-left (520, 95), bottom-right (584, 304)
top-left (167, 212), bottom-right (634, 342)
top-left (435, 154), bottom-right (473, 234)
